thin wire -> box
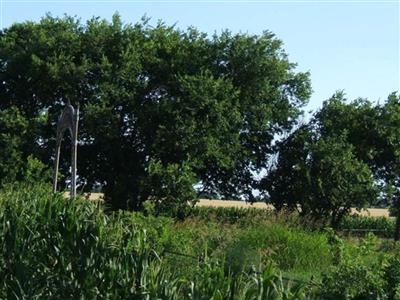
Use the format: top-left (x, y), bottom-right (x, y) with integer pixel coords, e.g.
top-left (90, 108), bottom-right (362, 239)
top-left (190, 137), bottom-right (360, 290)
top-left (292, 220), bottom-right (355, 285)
top-left (2, 0), bottom-right (398, 3)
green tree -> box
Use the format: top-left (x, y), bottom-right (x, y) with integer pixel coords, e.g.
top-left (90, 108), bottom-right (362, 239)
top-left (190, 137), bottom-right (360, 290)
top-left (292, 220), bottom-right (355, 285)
top-left (261, 125), bottom-right (312, 213)
top-left (0, 14), bottom-right (311, 209)
top-left (312, 92), bottom-right (400, 239)
top-left (313, 91), bottom-right (380, 167)
top-left (263, 125), bottom-right (377, 227)
top-left (375, 93), bottom-right (400, 240)
top-left (0, 107), bottom-right (29, 185)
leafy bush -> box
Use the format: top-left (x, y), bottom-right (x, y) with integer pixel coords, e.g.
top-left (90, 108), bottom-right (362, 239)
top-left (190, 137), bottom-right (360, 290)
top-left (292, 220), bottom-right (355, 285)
top-left (383, 252), bottom-right (400, 300)
top-left (0, 106), bottom-right (29, 186)
top-left (319, 232), bottom-right (390, 299)
top-left (23, 155), bottom-right (53, 184)
top-left (319, 261), bottom-right (386, 299)
top-left (142, 159), bottom-right (197, 218)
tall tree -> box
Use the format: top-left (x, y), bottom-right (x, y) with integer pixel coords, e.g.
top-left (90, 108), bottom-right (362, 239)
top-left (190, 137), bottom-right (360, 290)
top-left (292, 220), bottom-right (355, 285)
top-left (0, 14), bottom-right (311, 209)
top-left (375, 93), bottom-right (400, 240)
top-left (262, 125), bottom-right (377, 227)
top-left (266, 92), bottom-right (400, 237)
top-left (315, 92), bottom-right (400, 238)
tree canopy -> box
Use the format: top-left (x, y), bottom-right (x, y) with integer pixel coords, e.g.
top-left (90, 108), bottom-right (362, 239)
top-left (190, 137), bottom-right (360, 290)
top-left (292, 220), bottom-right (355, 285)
top-left (0, 14), bottom-right (311, 209)
top-left (262, 91), bottom-right (400, 233)
top-left (262, 124), bottom-right (377, 227)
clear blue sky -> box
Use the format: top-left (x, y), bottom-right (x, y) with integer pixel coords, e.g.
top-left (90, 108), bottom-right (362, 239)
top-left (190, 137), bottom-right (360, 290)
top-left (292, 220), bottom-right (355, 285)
top-left (0, 0), bottom-right (399, 113)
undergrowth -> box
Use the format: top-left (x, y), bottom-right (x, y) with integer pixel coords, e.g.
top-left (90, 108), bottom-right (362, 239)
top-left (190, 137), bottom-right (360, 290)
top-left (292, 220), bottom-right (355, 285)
top-left (1, 184), bottom-right (399, 299)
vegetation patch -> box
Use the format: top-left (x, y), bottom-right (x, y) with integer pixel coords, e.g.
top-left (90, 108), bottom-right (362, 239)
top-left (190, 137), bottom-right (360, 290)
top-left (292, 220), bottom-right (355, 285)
top-left (1, 185), bottom-right (399, 299)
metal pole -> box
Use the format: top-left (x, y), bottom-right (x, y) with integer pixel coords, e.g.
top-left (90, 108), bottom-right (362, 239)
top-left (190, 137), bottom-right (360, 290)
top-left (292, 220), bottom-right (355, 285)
top-left (71, 105), bottom-right (79, 199)
top-left (53, 139), bottom-right (61, 193)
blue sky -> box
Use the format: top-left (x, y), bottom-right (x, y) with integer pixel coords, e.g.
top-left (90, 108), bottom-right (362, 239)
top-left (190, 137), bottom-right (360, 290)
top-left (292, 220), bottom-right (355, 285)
top-left (0, 0), bottom-right (399, 114)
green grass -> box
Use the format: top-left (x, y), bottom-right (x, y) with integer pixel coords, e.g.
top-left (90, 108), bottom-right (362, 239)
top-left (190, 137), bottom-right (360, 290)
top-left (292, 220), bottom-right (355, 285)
top-left (1, 183), bottom-right (399, 299)
top-left (0, 184), bottom-right (309, 299)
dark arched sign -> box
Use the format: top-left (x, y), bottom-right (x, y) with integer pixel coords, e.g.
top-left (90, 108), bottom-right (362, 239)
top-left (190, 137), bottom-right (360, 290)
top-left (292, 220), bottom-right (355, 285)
top-left (52, 102), bottom-right (79, 199)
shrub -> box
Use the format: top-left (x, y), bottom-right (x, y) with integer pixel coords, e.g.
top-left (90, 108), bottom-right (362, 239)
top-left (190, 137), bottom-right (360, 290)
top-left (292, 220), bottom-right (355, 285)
top-left (23, 155), bottom-right (53, 184)
top-left (383, 252), bottom-right (400, 300)
top-left (319, 233), bottom-right (388, 299)
top-left (319, 261), bottom-right (386, 299)
top-left (142, 159), bottom-right (197, 218)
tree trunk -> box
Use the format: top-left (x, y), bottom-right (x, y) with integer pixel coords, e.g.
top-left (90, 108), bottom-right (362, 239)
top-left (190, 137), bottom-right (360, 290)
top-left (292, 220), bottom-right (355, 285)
top-left (394, 198), bottom-right (400, 241)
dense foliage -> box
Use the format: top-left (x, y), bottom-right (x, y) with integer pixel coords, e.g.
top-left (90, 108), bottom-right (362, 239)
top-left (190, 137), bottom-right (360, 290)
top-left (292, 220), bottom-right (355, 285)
top-left (262, 91), bottom-right (400, 232)
top-left (262, 126), bottom-right (377, 227)
top-left (313, 92), bottom-right (400, 236)
top-left (0, 14), bottom-right (311, 210)
top-left (1, 13), bottom-right (399, 239)
top-left (1, 13), bottom-right (399, 298)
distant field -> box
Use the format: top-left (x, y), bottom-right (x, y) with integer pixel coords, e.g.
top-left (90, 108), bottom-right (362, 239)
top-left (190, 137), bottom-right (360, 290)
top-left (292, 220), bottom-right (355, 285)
top-left (75, 192), bottom-right (391, 218)
top-left (197, 199), bottom-right (391, 217)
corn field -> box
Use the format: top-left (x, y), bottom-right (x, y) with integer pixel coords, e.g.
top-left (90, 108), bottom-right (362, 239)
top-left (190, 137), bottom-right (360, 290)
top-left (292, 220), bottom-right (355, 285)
top-left (0, 184), bottom-right (308, 299)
